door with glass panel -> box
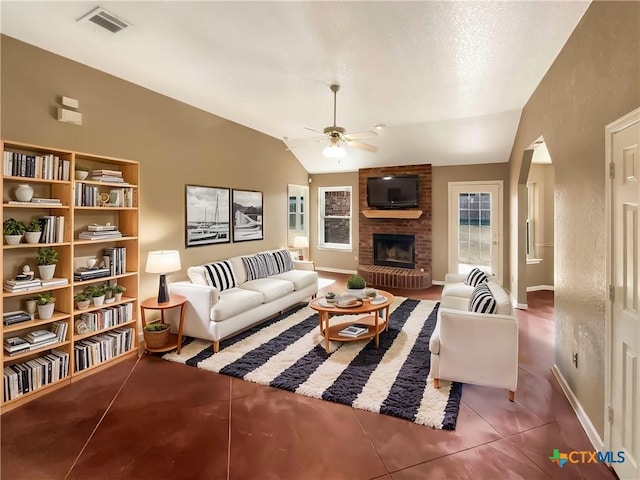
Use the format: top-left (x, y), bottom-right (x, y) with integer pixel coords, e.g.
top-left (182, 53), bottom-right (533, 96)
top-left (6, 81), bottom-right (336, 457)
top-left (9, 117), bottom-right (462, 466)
top-left (448, 182), bottom-right (502, 282)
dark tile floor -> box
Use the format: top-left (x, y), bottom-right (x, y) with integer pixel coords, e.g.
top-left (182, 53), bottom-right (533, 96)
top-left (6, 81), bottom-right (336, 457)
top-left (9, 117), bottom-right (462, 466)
top-left (1, 274), bottom-right (617, 479)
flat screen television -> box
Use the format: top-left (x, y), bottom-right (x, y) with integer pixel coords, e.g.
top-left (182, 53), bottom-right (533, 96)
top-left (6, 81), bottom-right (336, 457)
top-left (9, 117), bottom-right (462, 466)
top-left (366, 175), bottom-right (419, 209)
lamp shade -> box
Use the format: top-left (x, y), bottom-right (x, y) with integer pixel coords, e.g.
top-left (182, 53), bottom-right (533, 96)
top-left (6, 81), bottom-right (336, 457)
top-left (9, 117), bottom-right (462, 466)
top-left (145, 250), bottom-right (181, 274)
top-left (293, 235), bottom-right (309, 249)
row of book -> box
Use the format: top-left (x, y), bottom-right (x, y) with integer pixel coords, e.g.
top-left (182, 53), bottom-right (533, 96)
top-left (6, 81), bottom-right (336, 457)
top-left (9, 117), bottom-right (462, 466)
top-left (78, 229), bottom-right (124, 241)
top-left (104, 247), bottom-right (127, 275)
top-left (3, 322), bottom-right (68, 356)
top-left (37, 215), bottom-right (65, 244)
top-left (3, 350), bottom-right (70, 402)
top-left (74, 183), bottom-right (134, 208)
top-left (3, 310), bottom-right (34, 326)
top-left (77, 302), bottom-right (134, 333)
top-left (7, 197), bottom-right (63, 207)
top-left (91, 169), bottom-right (127, 184)
top-left (74, 327), bottom-right (134, 373)
top-left (3, 151), bottom-right (71, 181)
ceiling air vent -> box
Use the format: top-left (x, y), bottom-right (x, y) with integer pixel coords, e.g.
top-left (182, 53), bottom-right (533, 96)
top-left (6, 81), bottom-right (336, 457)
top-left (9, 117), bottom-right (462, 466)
top-left (78, 7), bottom-right (131, 33)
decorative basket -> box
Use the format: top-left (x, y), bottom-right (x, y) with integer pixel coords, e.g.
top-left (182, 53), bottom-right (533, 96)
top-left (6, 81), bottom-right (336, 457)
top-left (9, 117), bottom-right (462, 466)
top-left (143, 324), bottom-right (170, 349)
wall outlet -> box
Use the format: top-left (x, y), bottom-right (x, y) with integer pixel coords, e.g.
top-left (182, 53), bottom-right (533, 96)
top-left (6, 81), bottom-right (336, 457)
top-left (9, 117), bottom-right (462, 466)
top-left (572, 352), bottom-right (578, 368)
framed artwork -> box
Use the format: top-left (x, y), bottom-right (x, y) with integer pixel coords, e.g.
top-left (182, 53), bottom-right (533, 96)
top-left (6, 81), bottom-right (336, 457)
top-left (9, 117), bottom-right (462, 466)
top-left (232, 189), bottom-right (264, 242)
top-left (185, 185), bottom-right (231, 247)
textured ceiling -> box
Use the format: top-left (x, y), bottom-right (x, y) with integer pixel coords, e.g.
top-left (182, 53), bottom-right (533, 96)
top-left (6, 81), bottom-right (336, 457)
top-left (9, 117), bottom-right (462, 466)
top-left (0, 1), bottom-right (590, 173)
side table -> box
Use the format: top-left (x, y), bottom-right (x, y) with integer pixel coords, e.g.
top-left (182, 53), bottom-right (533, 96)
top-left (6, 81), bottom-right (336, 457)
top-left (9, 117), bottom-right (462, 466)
top-left (140, 295), bottom-right (187, 354)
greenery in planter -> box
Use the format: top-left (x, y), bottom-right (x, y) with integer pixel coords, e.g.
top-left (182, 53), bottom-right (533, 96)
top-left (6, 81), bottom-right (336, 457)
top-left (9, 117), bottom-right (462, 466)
top-left (113, 285), bottom-right (127, 294)
top-left (35, 291), bottom-right (55, 305)
top-left (86, 284), bottom-right (106, 298)
top-left (346, 275), bottom-right (366, 289)
top-left (74, 291), bottom-right (91, 303)
top-left (75, 164), bottom-right (90, 172)
top-left (3, 218), bottom-right (26, 236)
top-left (36, 247), bottom-right (59, 265)
top-left (26, 219), bottom-right (42, 232)
top-left (144, 323), bottom-right (169, 332)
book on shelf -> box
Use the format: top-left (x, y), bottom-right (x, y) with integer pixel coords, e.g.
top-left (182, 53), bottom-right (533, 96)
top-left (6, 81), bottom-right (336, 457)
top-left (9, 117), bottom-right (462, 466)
top-left (2, 152), bottom-right (70, 181)
top-left (40, 277), bottom-right (69, 287)
top-left (28, 338), bottom-right (58, 350)
top-left (92, 169), bottom-right (122, 177)
top-left (87, 223), bottom-right (117, 232)
top-left (24, 330), bottom-right (57, 344)
top-left (3, 336), bottom-right (30, 354)
top-left (73, 267), bottom-right (110, 281)
top-left (4, 278), bottom-right (42, 287)
top-left (338, 324), bottom-right (369, 338)
top-left (3, 282), bottom-right (43, 293)
top-left (3, 310), bottom-right (35, 325)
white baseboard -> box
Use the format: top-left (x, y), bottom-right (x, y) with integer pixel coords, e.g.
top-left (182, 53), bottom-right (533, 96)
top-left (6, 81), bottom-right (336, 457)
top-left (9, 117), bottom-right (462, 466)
top-left (431, 280), bottom-right (445, 286)
top-left (314, 267), bottom-right (358, 275)
top-left (526, 285), bottom-right (555, 292)
top-left (552, 365), bottom-right (604, 452)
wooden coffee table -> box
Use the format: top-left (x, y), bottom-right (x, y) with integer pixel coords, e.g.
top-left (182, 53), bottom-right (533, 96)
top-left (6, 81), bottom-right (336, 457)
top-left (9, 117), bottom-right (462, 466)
top-left (309, 290), bottom-right (395, 353)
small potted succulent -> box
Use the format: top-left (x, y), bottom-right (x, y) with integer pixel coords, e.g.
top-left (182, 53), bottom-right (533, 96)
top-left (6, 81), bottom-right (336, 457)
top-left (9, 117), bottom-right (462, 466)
top-left (3, 218), bottom-right (25, 245)
top-left (86, 284), bottom-right (106, 306)
top-left (364, 287), bottom-right (378, 302)
top-left (75, 164), bottom-right (90, 180)
top-left (74, 291), bottom-right (91, 310)
top-left (35, 291), bottom-right (56, 319)
top-left (325, 291), bottom-right (336, 303)
top-left (24, 219), bottom-right (42, 244)
top-left (346, 275), bottom-right (367, 298)
top-left (143, 322), bottom-right (170, 349)
top-left (104, 284), bottom-right (117, 304)
top-left (113, 284), bottom-right (126, 302)
top-left (36, 247), bottom-right (59, 280)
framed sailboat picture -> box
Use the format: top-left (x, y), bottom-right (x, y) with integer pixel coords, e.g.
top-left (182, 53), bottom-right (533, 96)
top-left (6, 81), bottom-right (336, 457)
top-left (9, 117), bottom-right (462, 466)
top-left (185, 185), bottom-right (231, 247)
top-left (232, 189), bottom-right (263, 242)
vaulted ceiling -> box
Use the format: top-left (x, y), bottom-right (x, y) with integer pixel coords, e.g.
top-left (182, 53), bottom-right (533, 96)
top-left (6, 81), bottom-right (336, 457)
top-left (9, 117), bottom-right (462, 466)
top-left (0, 1), bottom-right (590, 173)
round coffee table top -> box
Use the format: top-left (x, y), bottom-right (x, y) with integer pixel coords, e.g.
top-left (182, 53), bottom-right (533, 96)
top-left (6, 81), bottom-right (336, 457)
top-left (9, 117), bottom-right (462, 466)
top-left (310, 290), bottom-right (394, 313)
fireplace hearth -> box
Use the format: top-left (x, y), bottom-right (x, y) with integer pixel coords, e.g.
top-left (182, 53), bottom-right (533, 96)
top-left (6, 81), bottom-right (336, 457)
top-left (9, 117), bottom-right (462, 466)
top-left (373, 234), bottom-right (415, 269)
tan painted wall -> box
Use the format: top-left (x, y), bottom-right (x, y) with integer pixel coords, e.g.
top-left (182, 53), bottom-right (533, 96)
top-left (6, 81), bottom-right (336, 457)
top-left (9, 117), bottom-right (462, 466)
top-left (0, 36), bottom-right (309, 301)
top-left (508, 1), bottom-right (639, 438)
top-left (526, 164), bottom-right (555, 288)
top-left (308, 172), bottom-right (359, 272)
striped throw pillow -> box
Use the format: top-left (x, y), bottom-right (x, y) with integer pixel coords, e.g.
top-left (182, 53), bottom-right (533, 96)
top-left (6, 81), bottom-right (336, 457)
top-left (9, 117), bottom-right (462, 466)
top-left (242, 255), bottom-right (269, 281)
top-left (468, 283), bottom-right (497, 314)
top-left (258, 252), bottom-right (278, 276)
top-left (464, 268), bottom-right (488, 287)
top-left (203, 260), bottom-right (237, 291)
top-left (272, 249), bottom-right (293, 273)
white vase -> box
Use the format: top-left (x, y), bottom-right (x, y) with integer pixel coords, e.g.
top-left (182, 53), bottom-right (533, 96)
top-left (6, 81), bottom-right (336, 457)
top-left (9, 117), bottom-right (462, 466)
top-left (24, 231), bottom-right (42, 244)
top-left (4, 235), bottom-right (22, 245)
top-left (76, 300), bottom-right (90, 310)
top-left (38, 264), bottom-right (56, 280)
top-left (75, 171), bottom-right (89, 180)
top-left (37, 302), bottom-right (55, 320)
top-left (15, 184), bottom-right (34, 202)
top-left (346, 288), bottom-right (366, 299)
top-left (92, 295), bottom-right (105, 307)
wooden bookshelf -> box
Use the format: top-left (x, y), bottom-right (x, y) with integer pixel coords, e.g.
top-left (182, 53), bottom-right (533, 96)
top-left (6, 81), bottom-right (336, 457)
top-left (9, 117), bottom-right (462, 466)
top-left (1, 140), bottom-right (140, 413)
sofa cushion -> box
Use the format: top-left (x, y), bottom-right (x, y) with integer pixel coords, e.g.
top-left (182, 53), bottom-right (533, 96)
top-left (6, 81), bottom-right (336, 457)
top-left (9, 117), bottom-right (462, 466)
top-left (242, 255), bottom-right (269, 281)
top-left (187, 266), bottom-right (208, 285)
top-left (239, 278), bottom-right (294, 303)
top-left (468, 283), bottom-right (497, 314)
top-left (258, 252), bottom-right (279, 276)
top-left (272, 249), bottom-right (294, 273)
top-left (464, 268), bottom-right (488, 287)
top-left (229, 256), bottom-right (247, 285)
top-left (271, 269), bottom-right (318, 291)
top-left (203, 260), bottom-right (237, 291)
top-left (212, 287), bottom-right (264, 322)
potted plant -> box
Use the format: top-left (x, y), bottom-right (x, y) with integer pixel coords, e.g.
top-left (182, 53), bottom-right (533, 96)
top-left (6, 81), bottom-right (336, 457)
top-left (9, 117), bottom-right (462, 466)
top-left (35, 291), bottom-right (55, 319)
top-left (74, 291), bottom-right (91, 310)
top-left (3, 218), bottom-right (25, 245)
top-left (24, 219), bottom-right (42, 244)
top-left (86, 284), bottom-right (106, 306)
top-left (104, 284), bottom-right (117, 304)
top-left (75, 164), bottom-right (90, 180)
top-left (36, 247), bottom-right (58, 280)
top-left (113, 284), bottom-right (126, 302)
top-left (143, 322), bottom-right (170, 349)
top-left (346, 275), bottom-right (367, 298)
top-left (325, 291), bottom-right (336, 303)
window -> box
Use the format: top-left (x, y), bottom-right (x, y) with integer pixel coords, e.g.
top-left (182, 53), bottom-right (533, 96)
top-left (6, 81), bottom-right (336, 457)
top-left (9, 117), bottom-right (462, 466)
top-left (318, 186), bottom-right (352, 250)
top-left (526, 182), bottom-right (540, 263)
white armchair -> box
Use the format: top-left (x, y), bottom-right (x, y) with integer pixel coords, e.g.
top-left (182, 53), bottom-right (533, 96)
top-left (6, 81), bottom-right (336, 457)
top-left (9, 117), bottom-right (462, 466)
top-left (430, 280), bottom-right (519, 401)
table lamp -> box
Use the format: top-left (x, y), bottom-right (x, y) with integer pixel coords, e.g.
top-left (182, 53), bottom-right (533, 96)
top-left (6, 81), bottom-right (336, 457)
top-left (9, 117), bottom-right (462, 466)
top-left (145, 250), bottom-right (181, 303)
top-left (293, 235), bottom-right (309, 260)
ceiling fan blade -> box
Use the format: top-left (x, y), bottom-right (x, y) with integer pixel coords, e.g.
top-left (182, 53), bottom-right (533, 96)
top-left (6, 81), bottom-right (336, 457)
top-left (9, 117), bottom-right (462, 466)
top-left (346, 140), bottom-right (378, 153)
top-left (285, 136), bottom-right (327, 150)
top-left (344, 131), bottom-right (378, 140)
top-left (304, 126), bottom-right (326, 135)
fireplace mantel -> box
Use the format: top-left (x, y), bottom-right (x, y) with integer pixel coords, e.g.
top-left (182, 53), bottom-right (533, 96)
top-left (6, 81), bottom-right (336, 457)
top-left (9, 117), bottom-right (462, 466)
top-left (361, 209), bottom-right (422, 219)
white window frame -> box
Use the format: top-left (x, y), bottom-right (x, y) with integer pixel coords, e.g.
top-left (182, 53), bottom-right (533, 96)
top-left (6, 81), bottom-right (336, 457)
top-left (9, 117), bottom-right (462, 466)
top-left (526, 182), bottom-right (542, 264)
top-left (318, 186), bottom-right (352, 251)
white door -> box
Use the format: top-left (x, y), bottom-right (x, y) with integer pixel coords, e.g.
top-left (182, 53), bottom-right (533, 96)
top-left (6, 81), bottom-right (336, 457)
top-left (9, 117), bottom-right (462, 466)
top-left (607, 109), bottom-right (639, 480)
top-left (448, 182), bottom-right (502, 283)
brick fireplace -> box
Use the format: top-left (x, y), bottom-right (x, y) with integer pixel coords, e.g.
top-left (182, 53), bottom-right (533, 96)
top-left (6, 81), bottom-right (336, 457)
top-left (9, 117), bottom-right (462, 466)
top-left (357, 164), bottom-right (432, 289)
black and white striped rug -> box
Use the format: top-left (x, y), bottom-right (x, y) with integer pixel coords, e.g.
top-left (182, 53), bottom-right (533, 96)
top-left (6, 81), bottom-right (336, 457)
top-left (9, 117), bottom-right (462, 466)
top-left (163, 297), bottom-right (462, 430)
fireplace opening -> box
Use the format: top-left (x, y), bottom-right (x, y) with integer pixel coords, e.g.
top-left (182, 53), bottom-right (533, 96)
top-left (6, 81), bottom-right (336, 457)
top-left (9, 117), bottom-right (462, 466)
top-left (373, 233), bottom-right (415, 269)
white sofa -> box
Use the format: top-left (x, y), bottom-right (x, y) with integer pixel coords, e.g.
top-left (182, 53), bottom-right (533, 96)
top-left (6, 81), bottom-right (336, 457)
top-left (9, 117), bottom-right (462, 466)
top-left (167, 251), bottom-right (318, 353)
top-left (429, 272), bottom-right (519, 401)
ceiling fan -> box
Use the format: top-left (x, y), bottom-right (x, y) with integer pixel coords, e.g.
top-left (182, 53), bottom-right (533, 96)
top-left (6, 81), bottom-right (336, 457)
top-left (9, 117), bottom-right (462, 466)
top-left (288, 84), bottom-right (378, 158)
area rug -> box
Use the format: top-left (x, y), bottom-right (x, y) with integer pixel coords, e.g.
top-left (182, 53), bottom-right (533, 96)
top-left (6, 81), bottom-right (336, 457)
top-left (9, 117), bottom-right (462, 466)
top-left (163, 298), bottom-right (462, 430)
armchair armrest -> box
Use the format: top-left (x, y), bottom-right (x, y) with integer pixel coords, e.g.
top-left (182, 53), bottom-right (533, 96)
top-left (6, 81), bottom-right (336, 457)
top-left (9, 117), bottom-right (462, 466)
top-left (293, 259), bottom-right (315, 271)
top-left (444, 272), bottom-right (468, 284)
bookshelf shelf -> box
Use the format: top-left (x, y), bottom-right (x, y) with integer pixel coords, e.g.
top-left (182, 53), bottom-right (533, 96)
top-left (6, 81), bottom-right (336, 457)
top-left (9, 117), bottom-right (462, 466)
top-left (1, 139), bottom-right (139, 413)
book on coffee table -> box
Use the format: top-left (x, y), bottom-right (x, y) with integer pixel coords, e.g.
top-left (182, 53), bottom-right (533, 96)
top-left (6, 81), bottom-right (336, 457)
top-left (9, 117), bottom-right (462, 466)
top-left (339, 324), bottom-right (368, 337)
